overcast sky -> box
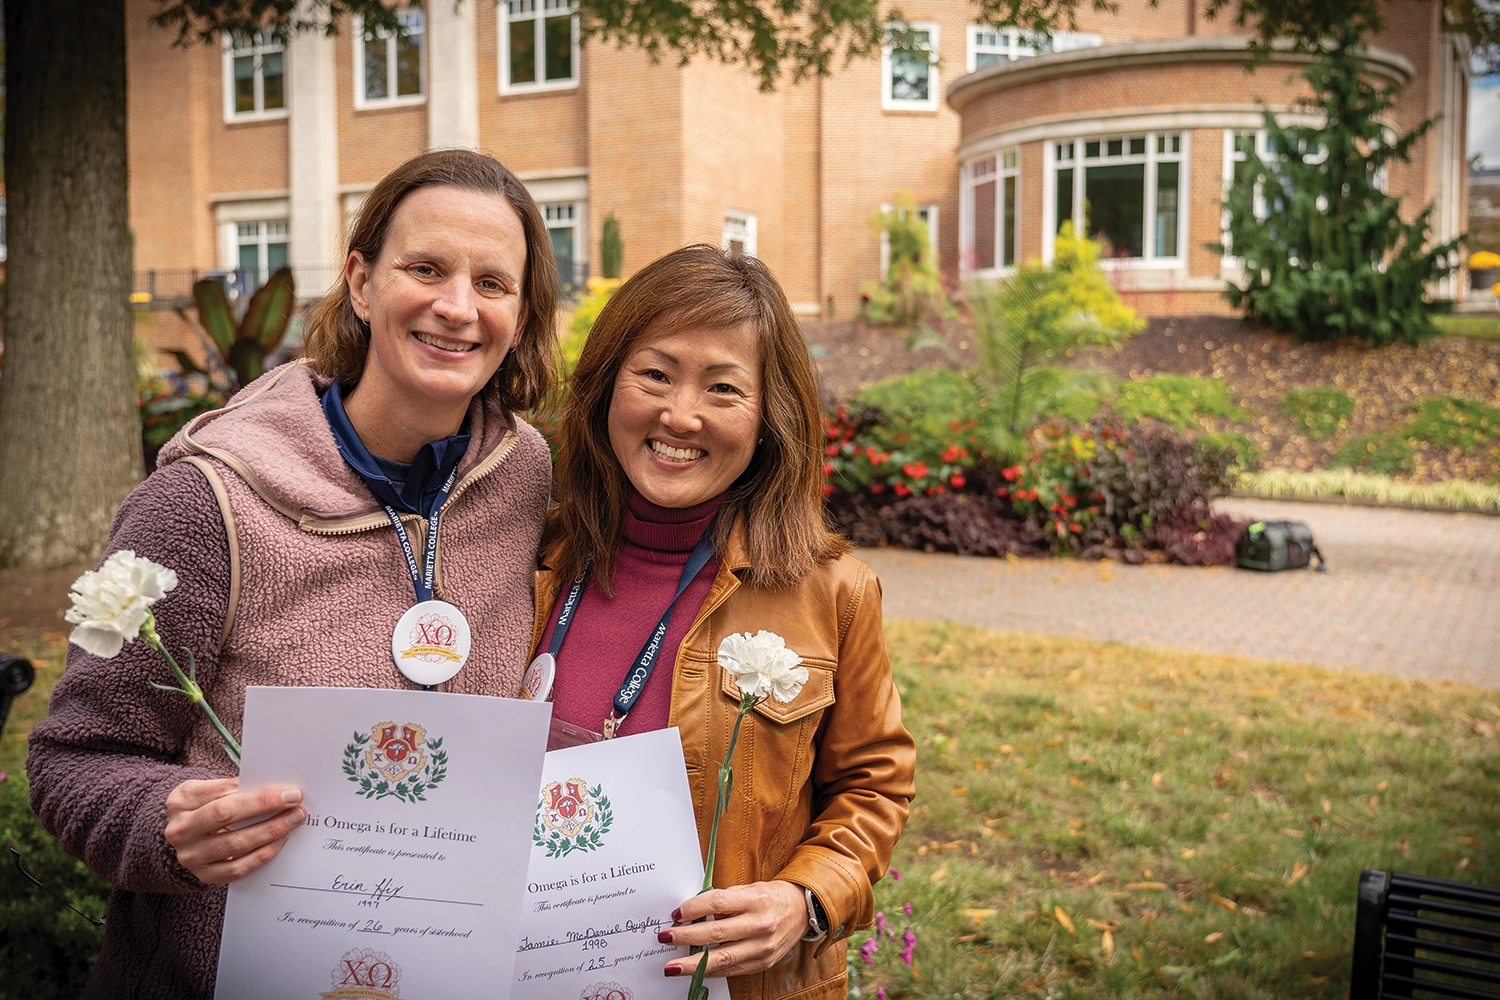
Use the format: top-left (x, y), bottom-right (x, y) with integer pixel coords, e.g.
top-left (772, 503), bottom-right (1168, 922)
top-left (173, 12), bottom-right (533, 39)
top-left (1473, 75), bottom-right (1500, 170)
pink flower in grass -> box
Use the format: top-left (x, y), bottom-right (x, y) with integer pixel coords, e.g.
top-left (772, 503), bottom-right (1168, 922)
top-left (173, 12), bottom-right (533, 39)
top-left (888, 869), bottom-right (901, 882)
top-left (902, 902), bottom-right (913, 916)
top-left (901, 928), bottom-right (917, 966)
top-left (874, 911), bottom-right (887, 935)
top-left (859, 938), bottom-right (879, 966)
top-left (877, 990), bottom-right (888, 1000)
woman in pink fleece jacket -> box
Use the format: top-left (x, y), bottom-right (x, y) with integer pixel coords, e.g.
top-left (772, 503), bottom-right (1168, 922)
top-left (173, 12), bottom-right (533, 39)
top-left (27, 150), bottom-right (558, 998)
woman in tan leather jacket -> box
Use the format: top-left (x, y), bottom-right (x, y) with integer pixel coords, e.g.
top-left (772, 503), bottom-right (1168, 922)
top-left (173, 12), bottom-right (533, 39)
top-left (531, 244), bottom-right (916, 1000)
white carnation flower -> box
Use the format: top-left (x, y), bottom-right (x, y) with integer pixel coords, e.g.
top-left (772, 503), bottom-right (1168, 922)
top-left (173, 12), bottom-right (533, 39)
top-left (717, 630), bottom-right (808, 704)
top-left (65, 550), bottom-right (179, 658)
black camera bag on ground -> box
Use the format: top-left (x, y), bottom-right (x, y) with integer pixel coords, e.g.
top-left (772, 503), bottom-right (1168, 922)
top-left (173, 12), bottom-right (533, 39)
top-left (1236, 520), bottom-right (1327, 572)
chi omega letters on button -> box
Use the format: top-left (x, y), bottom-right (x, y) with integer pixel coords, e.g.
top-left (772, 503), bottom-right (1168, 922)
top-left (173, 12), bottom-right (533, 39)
top-left (391, 600), bottom-right (471, 687)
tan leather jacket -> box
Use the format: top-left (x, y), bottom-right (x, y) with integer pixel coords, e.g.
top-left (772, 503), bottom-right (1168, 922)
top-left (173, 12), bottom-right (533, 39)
top-left (531, 526), bottom-right (916, 1000)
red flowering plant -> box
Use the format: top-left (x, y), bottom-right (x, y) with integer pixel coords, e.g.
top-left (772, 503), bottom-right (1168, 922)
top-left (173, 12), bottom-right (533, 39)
top-left (1001, 424), bottom-right (1108, 553)
top-left (822, 405), bottom-right (981, 499)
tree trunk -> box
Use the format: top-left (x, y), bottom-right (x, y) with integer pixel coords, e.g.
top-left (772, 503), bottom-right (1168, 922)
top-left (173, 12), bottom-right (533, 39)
top-left (0, 0), bottom-right (142, 568)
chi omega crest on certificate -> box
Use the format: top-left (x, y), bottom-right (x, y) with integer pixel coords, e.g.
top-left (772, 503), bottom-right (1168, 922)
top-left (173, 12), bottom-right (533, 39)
top-left (533, 778), bottom-right (614, 858)
top-left (320, 947), bottom-right (402, 999)
top-left (581, 984), bottom-right (634, 1000)
top-left (343, 722), bottom-right (448, 802)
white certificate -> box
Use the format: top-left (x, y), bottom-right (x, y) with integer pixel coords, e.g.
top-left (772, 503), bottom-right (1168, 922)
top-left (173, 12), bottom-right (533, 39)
top-left (513, 728), bottom-right (730, 1000)
top-left (215, 686), bottom-right (550, 1000)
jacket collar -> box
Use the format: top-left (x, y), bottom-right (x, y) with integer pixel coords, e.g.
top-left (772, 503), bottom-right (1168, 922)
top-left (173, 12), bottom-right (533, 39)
top-left (157, 362), bottom-right (516, 533)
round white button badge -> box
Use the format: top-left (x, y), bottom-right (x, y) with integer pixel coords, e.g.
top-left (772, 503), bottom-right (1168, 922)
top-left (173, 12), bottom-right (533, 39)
top-left (391, 600), bottom-right (472, 687)
top-left (521, 653), bottom-right (556, 702)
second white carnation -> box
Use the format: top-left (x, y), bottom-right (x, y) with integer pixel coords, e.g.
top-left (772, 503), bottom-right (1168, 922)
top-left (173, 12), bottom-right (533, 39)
top-left (717, 630), bottom-right (808, 704)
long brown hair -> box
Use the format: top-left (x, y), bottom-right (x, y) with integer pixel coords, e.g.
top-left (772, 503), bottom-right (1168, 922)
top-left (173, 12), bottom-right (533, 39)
top-left (302, 149), bottom-right (557, 414)
top-left (548, 244), bottom-right (846, 593)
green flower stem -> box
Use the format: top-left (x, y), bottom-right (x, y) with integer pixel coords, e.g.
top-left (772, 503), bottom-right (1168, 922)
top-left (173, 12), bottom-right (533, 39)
top-left (142, 613), bottom-right (242, 766)
top-left (687, 692), bottom-right (760, 1000)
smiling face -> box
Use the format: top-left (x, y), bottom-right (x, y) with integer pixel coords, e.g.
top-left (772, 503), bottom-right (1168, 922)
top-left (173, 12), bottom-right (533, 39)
top-left (607, 321), bottom-right (764, 509)
top-left (346, 184), bottom-right (529, 422)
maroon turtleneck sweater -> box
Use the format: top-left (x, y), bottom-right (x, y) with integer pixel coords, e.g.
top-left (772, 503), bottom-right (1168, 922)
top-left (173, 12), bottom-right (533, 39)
top-left (542, 491), bottom-right (725, 738)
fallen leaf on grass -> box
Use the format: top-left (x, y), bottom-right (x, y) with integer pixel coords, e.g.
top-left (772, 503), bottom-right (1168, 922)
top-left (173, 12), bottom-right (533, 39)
top-left (999, 744), bottom-right (1015, 754)
top-left (1281, 828), bottom-right (1304, 837)
top-left (1054, 906), bottom-right (1076, 934)
top-left (1086, 871), bottom-right (1107, 886)
top-left (1459, 836), bottom-right (1481, 846)
top-left (1209, 893), bottom-right (1239, 912)
top-left (1304, 772), bottom-right (1317, 784)
top-left (982, 817), bottom-right (1005, 828)
top-left (961, 908), bottom-right (997, 922)
top-left (1321, 798), bottom-right (1332, 813)
top-left (979, 828), bottom-right (1012, 840)
top-left (1329, 815), bottom-right (1353, 831)
top-left (1086, 918), bottom-right (1119, 931)
top-left (1152, 773), bottom-right (1165, 787)
top-left (1399, 840), bottom-right (1412, 858)
top-left (1216, 811), bottom-right (1231, 821)
top-left (929, 865), bottom-right (948, 883)
top-left (1069, 776), bottom-right (1084, 787)
top-left (1125, 882), bottom-right (1169, 890)
top-left (1304, 951), bottom-right (1339, 959)
top-left (1459, 858), bottom-right (1471, 871)
top-left (955, 933), bottom-right (979, 942)
top-left (1204, 932), bottom-right (1225, 943)
top-left (1286, 862), bottom-right (1310, 885)
top-left (1047, 737), bottom-right (1065, 747)
top-left (1102, 929), bottom-right (1115, 954)
top-left (951, 786), bottom-right (968, 796)
top-left (1377, 780), bottom-right (1389, 791)
top-left (1181, 849), bottom-right (1198, 859)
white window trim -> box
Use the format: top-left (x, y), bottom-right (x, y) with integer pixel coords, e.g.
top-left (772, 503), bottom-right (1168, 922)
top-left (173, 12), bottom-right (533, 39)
top-left (882, 22), bottom-right (940, 112)
top-left (879, 202), bottom-right (939, 276)
top-left (499, 0), bottom-right (581, 95)
top-left (541, 200), bottom-right (588, 280)
top-left (1043, 131), bottom-right (1189, 268)
top-left (960, 151), bottom-right (1019, 278)
top-left (221, 34), bottom-right (288, 122)
top-left (214, 198), bottom-right (291, 270)
top-left (353, 10), bottom-right (427, 110)
top-left (723, 211), bottom-right (759, 258)
top-left (966, 24), bottom-right (1036, 72)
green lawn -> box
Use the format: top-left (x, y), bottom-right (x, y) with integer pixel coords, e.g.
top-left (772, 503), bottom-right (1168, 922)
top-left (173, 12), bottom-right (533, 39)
top-left (1435, 314), bottom-right (1500, 342)
top-left (852, 621), bottom-right (1500, 999)
top-left (6, 626), bottom-right (1500, 999)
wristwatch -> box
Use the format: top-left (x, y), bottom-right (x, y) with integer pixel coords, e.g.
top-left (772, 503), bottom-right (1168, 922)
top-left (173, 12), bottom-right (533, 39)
top-left (801, 888), bottom-right (829, 943)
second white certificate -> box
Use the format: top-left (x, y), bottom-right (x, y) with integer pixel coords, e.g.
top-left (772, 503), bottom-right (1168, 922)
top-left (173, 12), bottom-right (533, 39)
top-left (513, 728), bottom-right (730, 1000)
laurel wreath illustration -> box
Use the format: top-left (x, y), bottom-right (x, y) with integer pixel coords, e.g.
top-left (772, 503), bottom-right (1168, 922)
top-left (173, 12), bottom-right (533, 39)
top-left (342, 730), bottom-right (448, 803)
top-left (532, 783), bottom-right (614, 858)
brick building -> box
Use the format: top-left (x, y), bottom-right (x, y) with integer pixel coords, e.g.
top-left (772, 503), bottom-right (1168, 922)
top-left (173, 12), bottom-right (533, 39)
top-left (124, 0), bottom-right (1471, 328)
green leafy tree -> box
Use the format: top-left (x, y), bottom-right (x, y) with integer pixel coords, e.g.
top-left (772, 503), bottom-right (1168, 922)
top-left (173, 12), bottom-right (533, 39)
top-left (969, 223), bottom-right (1143, 459)
top-left (1218, 23), bottom-right (1459, 345)
top-left (859, 192), bottom-right (953, 327)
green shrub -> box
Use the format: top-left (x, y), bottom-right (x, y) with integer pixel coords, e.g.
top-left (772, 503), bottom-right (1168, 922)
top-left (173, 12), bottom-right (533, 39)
top-left (966, 223), bottom-right (1141, 459)
top-left (1199, 431), bottom-right (1263, 473)
top-left (1406, 396), bottom-right (1500, 452)
top-left (1277, 386), bottom-right (1355, 440)
top-left (1112, 375), bottom-right (1251, 430)
top-left (1332, 431), bottom-right (1414, 475)
top-left (858, 192), bottom-right (953, 327)
top-left (852, 369), bottom-right (979, 430)
top-left (1, 775), bottom-right (108, 1000)
top-left (600, 213), bottom-right (622, 279)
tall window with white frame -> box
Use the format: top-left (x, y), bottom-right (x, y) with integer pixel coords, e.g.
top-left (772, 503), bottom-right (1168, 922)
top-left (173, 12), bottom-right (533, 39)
top-left (356, 9), bottom-right (425, 106)
top-left (237, 220), bottom-right (289, 288)
top-left (966, 25), bottom-right (1102, 71)
top-left (543, 203), bottom-right (583, 285)
top-left (723, 212), bottom-right (757, 258)
top-left (962, 150), bottom-right (1019, 273)
top-left (1053, 132), bottom-right (1184, 260)
top-left (224, 33), bottom-right (285, 119)
top-left (502, 0), bottom-right (579, 92)
top-left (883, 23), bottom-right (939, 110)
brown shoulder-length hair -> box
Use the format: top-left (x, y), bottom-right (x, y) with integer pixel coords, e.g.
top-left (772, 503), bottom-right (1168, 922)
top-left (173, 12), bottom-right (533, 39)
top-left (548, 244), bottom-right (847, 593)
top-left (302, 149), bottom-right (557, 413)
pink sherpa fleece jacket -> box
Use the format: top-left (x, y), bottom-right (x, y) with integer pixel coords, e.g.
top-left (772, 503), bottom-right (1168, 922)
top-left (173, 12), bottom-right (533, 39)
top-left (27, 363), bottom-right (551, 999)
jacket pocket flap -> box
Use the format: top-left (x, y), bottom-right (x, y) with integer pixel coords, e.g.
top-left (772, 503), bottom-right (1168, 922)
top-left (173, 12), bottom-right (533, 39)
top-left (719, 660), bottom-right (836, 724)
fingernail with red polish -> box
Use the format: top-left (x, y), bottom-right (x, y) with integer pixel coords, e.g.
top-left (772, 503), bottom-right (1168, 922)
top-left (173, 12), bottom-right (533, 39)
top-left (671, 908), bottom-right (682, 921)
top-left (657, 931), bottom-right (674, 944)
top-left (665, 966), bottom-right (682, 978)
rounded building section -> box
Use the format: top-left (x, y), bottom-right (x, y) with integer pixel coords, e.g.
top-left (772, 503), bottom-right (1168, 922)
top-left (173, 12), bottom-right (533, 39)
top-left (946, 37), bottom-right (1414, 314)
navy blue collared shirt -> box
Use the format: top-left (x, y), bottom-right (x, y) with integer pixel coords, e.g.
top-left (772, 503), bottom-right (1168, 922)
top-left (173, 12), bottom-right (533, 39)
top-left (320, 378), bottom-right (471, 518)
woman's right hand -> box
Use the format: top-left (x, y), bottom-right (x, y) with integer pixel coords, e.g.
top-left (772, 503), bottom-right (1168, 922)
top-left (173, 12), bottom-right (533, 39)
top-left (165, 777), bottom-right (306, 885)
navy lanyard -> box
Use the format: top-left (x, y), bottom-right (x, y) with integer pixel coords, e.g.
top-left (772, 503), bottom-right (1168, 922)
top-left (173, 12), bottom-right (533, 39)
top-left (380, 467), bottom-right (459, 604)
top-left (548, 520), bottom-right (722, 726)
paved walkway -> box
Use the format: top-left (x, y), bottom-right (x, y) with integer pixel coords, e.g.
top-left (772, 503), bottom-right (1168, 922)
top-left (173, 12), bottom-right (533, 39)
top-left (860, 498), bottom-right (1500, 687)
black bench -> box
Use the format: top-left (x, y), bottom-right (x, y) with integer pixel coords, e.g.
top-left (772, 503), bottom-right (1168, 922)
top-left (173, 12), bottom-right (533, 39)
top-left (1352, 870), bottom-right (1500, 998)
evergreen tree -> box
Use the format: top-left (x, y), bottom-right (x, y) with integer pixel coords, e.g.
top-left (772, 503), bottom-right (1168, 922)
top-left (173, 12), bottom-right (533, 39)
top-left (1218, 22), bottom-right (1458, 346)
